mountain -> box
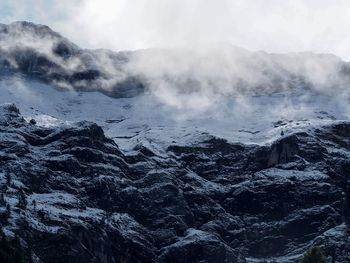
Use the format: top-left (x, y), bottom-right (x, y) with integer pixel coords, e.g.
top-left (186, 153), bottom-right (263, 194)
top-left (0, 21), bottom-right (145, 98)
top-left (2, 21), bottom-right (350, 99)
top-left (0, 21), bottom-right (349, 262)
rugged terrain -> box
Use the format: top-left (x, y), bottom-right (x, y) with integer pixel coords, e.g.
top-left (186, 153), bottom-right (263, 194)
top-left (0, 103), bottom-right (349, 262)
top-left (0, 21), bottom-right (349, 262)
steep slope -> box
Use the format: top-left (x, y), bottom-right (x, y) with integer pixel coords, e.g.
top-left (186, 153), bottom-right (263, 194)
top-left (1, 75), bottom-right (350, 153)
top-left (0, 104), bottom-right (349, 262)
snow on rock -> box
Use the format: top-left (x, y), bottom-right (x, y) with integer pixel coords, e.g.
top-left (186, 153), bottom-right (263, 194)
top-left (0, 97), bottom-right (349, 262)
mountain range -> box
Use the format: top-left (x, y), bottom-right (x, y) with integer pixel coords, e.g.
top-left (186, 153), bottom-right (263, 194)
top-left (0, 21), bottom-right (349, 262)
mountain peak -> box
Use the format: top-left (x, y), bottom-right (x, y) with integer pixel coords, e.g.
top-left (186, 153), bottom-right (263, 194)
top-left (4, 21), bottom-right (61, 38)
top-left (0, 21), bottom-right (79, 55)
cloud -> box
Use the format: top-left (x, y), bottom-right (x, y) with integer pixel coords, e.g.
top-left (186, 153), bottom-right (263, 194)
top-left (2, 0), bottom-right (350, 60)
top-left (1, 0), bottom-right (350, 123)
top-left (1, 19), bottom-right (349, 116)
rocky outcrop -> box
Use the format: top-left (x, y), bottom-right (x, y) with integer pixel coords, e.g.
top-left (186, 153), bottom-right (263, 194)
top-left (0, 103), bottom-right (349, 262)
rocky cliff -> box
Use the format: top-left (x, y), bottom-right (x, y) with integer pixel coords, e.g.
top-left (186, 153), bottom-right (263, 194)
top-left (0, 103), bottom-right (349, 262)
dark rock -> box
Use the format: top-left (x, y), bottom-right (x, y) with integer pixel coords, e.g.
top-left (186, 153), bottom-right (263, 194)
top-left (0, 104), bottom-right (350, 262)
top-left (29, 119), bottom-right (36, 125)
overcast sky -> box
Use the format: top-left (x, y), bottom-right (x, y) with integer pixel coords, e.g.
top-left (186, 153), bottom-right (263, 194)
top-left (1, 0), bottom-right (350, 60)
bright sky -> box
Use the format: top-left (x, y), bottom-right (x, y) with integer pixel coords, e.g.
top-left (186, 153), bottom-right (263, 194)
top-left (1, 0), bottom-right (350, 60)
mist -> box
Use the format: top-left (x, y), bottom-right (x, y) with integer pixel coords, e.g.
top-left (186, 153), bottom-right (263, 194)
top-left (1, 1), bottom-right (350, 125)
top-left (2, 0), bottom-right (350, 60)
top-left (1, 20), bottom-right (350, 119)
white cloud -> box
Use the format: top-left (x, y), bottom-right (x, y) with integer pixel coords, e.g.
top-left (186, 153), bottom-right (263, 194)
top-left (2, 0), bottom-right (350, 60)
top-left (2, 0), bottom-right (350, 123)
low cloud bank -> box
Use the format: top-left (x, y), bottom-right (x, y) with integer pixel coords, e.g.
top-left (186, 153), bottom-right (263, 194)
top-left (1, 21), bottom-right (350, 119)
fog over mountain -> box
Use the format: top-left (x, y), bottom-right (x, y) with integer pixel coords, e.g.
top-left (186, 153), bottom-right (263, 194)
top-left (1, 21), bottom-right (350, 113)
top-left (3, 0), bottom-right (350, 60)
top-left (0, 21), bottom-right (349, 263)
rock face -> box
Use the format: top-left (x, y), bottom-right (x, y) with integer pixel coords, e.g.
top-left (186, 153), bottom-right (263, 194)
top-left (0, 103), bottom-right (349, 262)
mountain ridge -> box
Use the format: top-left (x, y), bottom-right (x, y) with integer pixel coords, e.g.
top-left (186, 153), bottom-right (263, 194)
top-left (1, 21), bottom-right (350, 99)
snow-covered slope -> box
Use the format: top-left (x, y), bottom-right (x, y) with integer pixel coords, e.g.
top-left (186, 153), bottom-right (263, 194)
top-left (0, 75), bottom-right (349, 154)
top-left (1, 22), bottom-right (350, 153)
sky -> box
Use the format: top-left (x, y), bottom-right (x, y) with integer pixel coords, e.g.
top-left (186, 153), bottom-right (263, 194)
top-left (1, 0), bottom-right (350, 60)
